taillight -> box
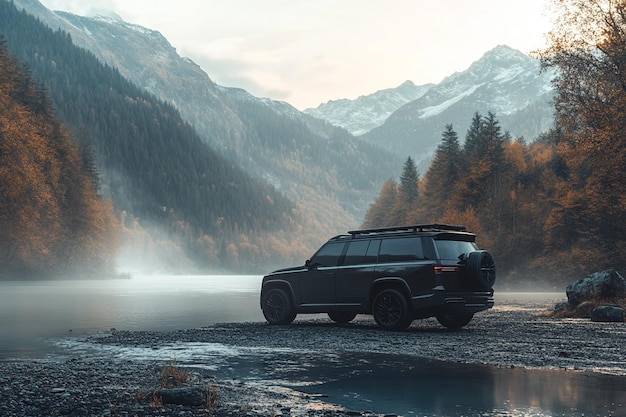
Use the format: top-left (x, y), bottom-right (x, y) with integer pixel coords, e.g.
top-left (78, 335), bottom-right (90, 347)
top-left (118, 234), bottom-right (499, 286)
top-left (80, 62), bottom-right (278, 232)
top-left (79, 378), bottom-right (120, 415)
top-left (434, 265), bottom-right (460, 273)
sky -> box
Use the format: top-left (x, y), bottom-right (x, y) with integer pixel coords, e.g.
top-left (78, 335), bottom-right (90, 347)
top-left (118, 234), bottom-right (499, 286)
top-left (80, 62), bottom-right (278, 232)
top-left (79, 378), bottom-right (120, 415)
top-left (38, 0), bottom-right (553, 110)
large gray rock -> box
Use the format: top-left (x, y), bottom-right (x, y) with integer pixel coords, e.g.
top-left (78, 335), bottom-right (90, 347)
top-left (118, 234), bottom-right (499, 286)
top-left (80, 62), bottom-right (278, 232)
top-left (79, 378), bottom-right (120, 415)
top-left (591, 305), bottom-right (625, 323)
top-left (156, 387), bottom-right (204, 406)
top-left (566, 270), bottom-right (626, 306)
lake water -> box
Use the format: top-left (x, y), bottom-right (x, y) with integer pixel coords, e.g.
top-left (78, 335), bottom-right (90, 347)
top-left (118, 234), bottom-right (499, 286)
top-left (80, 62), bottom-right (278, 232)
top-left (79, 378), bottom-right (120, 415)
top-left (1, 275), bottom-right (625, 416)
top-left (0, 275), bottom-right (263, 357)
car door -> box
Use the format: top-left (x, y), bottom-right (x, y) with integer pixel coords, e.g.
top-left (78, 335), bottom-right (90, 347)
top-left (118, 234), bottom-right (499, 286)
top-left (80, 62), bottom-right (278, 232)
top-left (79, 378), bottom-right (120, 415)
top-left (299, 241), bottom-right (346, 306)
top-left (335, 239), bottom-right (380, 306)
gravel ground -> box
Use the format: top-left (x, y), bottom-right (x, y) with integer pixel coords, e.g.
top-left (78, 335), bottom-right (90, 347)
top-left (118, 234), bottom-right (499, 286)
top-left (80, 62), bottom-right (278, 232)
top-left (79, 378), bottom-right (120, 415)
top-left (1, 294), bottom-right (625, 416)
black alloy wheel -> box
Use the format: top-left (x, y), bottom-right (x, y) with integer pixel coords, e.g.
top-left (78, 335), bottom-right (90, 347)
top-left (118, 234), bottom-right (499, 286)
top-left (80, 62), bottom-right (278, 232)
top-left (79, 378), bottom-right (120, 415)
top-left (261, 288), bottom-right (296, 325)
top-left (372, 289), bottom-right (412, 331)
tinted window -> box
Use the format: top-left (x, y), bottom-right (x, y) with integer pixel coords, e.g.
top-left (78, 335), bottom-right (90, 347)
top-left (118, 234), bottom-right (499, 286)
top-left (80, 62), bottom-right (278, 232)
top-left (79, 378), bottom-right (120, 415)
top-left (378, 237), bottom-right (424, 263)
top-left (310, 242), bottom-right (346, 267)
top-left (342, 240), bottom-right (371, 266)
top-left (435, 240), bottom-right (478, 260)
top-left (364, 239), bottom-right (380, 264)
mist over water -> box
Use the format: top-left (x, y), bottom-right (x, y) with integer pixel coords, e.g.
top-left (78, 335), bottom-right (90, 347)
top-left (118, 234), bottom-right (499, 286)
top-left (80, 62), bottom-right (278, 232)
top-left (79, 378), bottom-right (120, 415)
top-left (0, 275), bottom-right (263, 357)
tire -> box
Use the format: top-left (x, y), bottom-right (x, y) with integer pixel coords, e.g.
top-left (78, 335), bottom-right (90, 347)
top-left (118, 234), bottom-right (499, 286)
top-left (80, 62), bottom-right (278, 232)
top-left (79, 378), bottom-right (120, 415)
top-left (328, 312), bottom-right (357, 324)
top-left (261, 288), bottom-right (296, 325)
top-left (466, 250), bottom-right (496, 290)
top-left (436, 312), bottom-right (474, 329)
top-left (372, 289), bottom-right (412, 331)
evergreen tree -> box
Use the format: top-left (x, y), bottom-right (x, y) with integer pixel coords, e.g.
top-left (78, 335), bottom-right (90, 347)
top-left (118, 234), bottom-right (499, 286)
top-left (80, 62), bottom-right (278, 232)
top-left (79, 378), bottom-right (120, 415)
top-left (398, 156), bottom-right (419, 205)
top-left (423, 124), bottom-right (462, 214)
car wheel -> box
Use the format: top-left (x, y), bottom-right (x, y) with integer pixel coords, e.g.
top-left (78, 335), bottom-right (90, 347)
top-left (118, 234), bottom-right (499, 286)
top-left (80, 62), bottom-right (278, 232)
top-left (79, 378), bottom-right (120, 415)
top-left (372, 289), bottom-right (412, 331)
top-left (328, 312), bottom-right (357, 324)
top-left (261, 288), bottom-right (296, 325)
top-left (436, 312), bottom-right (474, 329)
top-left (466, 250), bottom-right (496, 290)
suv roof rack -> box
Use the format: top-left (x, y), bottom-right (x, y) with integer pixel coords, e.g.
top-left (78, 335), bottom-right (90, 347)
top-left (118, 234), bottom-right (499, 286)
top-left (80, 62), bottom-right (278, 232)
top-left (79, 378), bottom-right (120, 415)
top-left (347, 223), bottom-right (466, 237)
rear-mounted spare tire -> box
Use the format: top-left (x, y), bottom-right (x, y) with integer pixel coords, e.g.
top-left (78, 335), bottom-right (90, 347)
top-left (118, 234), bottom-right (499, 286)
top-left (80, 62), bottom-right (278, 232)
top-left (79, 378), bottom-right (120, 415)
top-left (466, 250), bottom-right (496, 290)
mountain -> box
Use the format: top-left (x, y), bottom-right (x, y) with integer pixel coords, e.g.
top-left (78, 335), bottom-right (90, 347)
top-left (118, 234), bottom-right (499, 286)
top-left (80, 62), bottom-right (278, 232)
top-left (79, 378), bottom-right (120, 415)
top-left (358, 46), bottom-right (555, 169)
top-left (13, 0), bottom-right (399, 236)
top-left (0, 0), bottom-right (301, 273)
top-left (304, 80), bottom-right (434, 136)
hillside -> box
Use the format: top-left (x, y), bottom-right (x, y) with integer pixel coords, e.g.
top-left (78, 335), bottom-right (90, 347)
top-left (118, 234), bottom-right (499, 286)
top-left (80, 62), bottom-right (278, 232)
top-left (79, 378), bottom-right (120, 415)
top-left (0, 1), bottom-right (299, 273)
top-left (0, 39), bottom-right (118, 278)
top-left (13, 0), bottom-right (400, 234)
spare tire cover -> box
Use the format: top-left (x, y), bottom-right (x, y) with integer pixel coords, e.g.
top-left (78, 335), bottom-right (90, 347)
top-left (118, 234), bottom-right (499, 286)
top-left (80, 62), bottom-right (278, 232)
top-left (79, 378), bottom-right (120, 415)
top-left (466, 250), bottom-right (496, 290)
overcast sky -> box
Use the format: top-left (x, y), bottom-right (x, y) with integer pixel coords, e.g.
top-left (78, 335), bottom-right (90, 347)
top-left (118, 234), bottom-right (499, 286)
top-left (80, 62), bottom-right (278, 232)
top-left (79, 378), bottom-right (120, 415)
top-left (38, 0), bottom-right (553, 110)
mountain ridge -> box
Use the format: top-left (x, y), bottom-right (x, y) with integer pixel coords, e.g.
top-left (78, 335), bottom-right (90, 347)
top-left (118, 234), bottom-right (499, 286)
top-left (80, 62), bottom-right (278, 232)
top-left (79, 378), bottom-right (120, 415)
top-left (360, 45), bottom-right (554, 167)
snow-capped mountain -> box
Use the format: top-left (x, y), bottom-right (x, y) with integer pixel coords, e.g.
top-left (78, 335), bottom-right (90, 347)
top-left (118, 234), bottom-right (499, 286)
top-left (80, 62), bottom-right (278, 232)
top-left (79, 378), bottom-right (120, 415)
top-left (360, 45), bottom-right (555, 167)
top-left (304, 80), bottom-right (433, 136)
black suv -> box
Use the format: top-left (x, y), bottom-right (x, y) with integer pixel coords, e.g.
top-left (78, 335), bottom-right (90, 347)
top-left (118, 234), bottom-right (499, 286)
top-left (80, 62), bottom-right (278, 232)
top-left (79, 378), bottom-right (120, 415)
top-left (260, 224), bottom-right (496, 330)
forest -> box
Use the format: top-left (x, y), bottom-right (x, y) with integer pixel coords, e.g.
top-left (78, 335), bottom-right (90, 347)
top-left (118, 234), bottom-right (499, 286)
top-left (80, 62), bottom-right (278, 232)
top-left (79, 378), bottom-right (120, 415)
top-left (0, 1), bottom-right (306, 277)
top-left (363, 0), bottom-right (626, 286)
top-left (0, 40), bottom-right (118, 278)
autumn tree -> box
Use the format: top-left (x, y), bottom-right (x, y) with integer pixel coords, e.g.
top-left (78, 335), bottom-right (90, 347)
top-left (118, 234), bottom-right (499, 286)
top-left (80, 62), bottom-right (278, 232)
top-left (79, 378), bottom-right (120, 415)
top-left (362, 179), bottom-right (398, 228)
top-left (538, 0), bottom-right (626, 273)
top-left (0, 40), bottom-right (119, 278)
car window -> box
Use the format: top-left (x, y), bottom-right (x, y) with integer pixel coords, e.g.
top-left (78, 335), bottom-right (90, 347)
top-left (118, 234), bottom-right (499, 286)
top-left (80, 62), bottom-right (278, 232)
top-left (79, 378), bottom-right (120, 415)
top-left (378, 237), bottom-right (424, 263)
top-left (342, 240), bottom-right (371, 266)
top-left (310, 242), bottom-right (346, 267)
top-left (435, 240), bottom-right (478, 260)
top-left (364, 239), bottom-right (380, 263)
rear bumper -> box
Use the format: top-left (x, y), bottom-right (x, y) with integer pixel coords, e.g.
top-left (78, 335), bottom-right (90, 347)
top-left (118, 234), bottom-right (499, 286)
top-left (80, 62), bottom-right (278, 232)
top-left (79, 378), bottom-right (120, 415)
top-left (410, 289), bottom-right (494, 313)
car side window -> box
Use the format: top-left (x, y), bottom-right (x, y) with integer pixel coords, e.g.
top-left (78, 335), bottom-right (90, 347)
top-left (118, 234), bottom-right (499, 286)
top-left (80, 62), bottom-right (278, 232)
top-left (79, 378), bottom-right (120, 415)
top-left (378, 237), bottom-right (424, 263)
top-left (342, 240), bottom-right (371, 266)
top-left (310, 242), bottom-right (346, 267)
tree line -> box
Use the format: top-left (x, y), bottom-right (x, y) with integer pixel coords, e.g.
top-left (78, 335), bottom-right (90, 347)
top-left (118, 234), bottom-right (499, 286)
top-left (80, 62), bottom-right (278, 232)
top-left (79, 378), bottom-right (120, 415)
top-left (364, 0), bottom-right (626, 286)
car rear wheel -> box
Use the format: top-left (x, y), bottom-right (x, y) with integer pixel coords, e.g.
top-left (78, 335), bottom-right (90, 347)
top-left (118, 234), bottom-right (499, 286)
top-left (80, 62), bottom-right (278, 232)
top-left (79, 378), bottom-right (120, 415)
top-left (436, 312), bottom-right (474, 329)
top-left (466, 250), bottom-right (496, 290)
top-left (261, 288), bottom-right (296, 325)
top-left (328, 312), bottom-right (357, 324)
top-left (372, 289), bottom-right (412, 331)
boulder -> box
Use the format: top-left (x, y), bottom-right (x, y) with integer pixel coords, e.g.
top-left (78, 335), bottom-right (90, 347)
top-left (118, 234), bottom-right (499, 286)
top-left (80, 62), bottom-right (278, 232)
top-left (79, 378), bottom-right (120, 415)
top-left (591, 305), bottom-right (625, 323)
top-left (156, 387), bottom-right (204, 406)
top-left (573, 301), bottom-right (596, 318)
top-left (566, 269), bottom-right (626, 306)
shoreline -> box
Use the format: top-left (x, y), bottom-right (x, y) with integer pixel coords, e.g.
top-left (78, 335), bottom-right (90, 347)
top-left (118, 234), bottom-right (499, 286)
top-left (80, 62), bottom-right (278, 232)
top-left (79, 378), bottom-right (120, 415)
top-left (2, 297), bottom-right (626, 416)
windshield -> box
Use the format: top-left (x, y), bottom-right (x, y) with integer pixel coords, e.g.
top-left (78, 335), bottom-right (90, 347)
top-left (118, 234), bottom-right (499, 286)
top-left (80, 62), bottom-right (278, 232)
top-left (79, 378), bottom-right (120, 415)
top-left (435, 240), bottom-right (478, 260)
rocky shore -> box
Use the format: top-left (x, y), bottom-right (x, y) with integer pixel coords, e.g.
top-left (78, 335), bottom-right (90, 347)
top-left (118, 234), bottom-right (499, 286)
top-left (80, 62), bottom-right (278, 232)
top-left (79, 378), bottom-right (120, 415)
top-left (2, 293), bottom-right (625, 416)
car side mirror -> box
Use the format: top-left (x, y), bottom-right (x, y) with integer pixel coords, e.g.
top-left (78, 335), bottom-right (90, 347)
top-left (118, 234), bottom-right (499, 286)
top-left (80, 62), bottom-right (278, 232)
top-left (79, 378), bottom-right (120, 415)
top-left (305, 259), bottom-right (311, 268)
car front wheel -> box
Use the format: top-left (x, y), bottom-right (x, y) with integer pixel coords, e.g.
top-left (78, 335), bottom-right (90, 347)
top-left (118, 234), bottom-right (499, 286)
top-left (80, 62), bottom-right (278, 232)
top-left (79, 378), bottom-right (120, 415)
top-left (372, 289), bottom-right (412, 331)
top-left (261, 288), bottom-right (296, 325)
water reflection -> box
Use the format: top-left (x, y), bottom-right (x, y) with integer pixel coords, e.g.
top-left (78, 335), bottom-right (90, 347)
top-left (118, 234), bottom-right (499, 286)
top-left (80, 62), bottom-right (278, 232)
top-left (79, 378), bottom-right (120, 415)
top-left (291, 353), bottom-right (626, 416)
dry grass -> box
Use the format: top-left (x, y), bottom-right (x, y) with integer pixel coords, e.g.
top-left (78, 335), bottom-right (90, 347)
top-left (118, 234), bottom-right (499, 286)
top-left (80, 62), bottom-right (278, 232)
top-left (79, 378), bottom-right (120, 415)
top-left (546, 297), bottom-right (626, 319)
top-left (161, 364), bottom-right (191, 388)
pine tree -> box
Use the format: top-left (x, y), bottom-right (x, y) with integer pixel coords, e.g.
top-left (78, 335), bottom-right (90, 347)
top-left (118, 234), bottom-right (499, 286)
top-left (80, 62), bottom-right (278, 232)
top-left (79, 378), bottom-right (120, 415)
top-left (423, 124), bottom-right (462, 214)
